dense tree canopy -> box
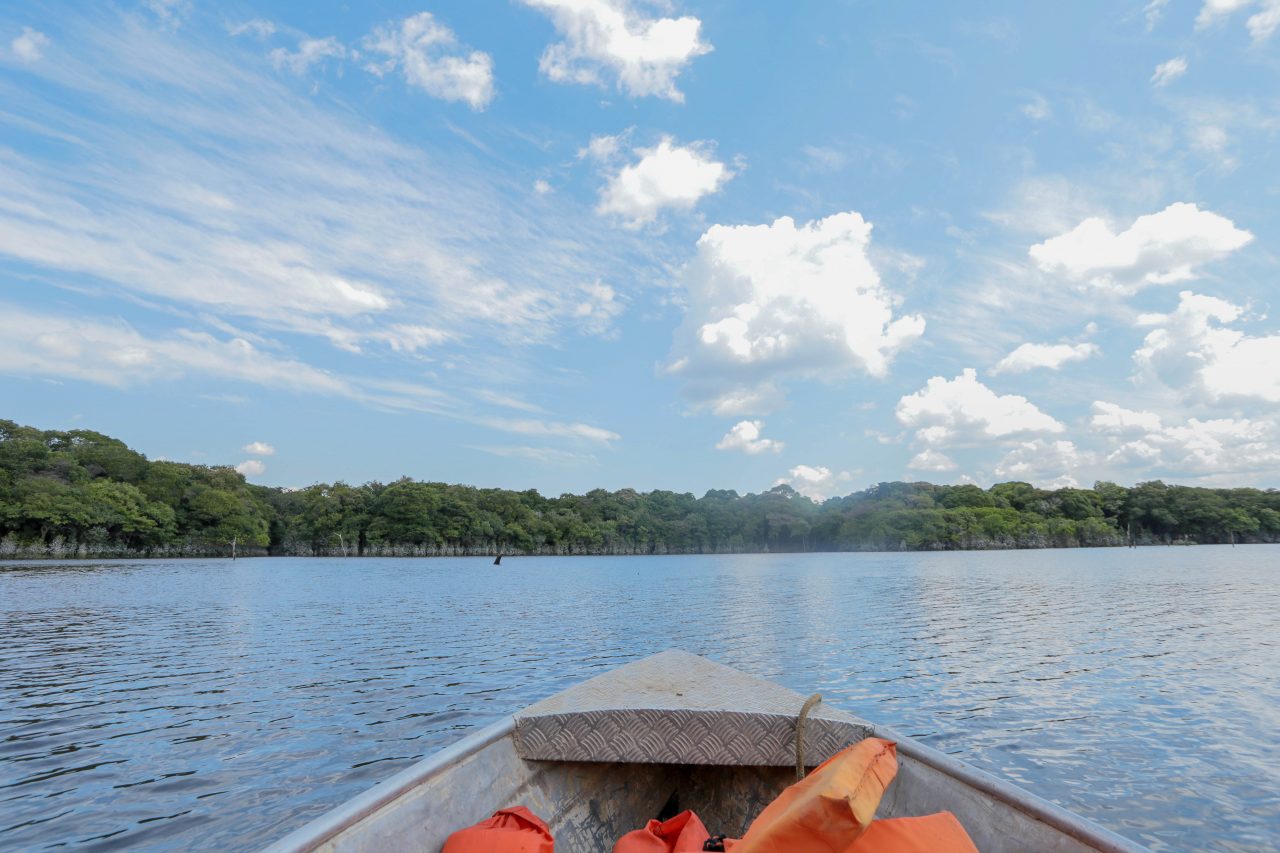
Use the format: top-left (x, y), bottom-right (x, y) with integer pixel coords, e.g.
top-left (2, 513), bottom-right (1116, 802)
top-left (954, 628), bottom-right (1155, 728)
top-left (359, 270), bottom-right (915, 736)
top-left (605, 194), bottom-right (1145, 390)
top-left (3, 419), bottom-right (1279, 558)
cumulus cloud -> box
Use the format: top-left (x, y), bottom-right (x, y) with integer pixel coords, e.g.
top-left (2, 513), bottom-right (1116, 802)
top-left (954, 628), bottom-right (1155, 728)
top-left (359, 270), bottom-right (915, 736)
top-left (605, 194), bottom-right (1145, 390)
top-left (668, 212), bottom-right (925, 415)
top-left (993, 342), bottom-right (1099, 374)
top-left (363, 12), bottom-right (495, 109)
top-left (10, 27), bottom-right (49, 62)
top-left (521, 0), bottom-right (711, 101)
top-left (1029, 202), bottom-right (1253, 294)
top-left (1135, 290), bottom-right (1280, 403)
top-left (715, 420), bottom-right (783, 454)
top-left (1099, 411), bottom-right (1280, 480)
top-left (896, 369), bottom-right (1064, 448)
top-left (1151, 56), bottom-right (1188, 87)
top-left (994, 439), bottom-right (1087, 489)
top-left (270, 36), bottom-right (346, 74)
top-left (907, 449), bottom-right (958, 472)
top-left (242, 441), bottom-right (276, 456)
top-left (589, 134), bottom-right (732, 226)
top-left (1090, 401), bottom-right (1163, 434)
top-left (774, 465), bottom-right (851, 501)
top-left (235, 459), bottom-right (267, 477)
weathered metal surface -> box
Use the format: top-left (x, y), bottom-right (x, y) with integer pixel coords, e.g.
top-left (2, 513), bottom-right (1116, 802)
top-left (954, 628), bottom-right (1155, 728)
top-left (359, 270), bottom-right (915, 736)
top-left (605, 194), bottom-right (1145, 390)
top-left (263, 650), bottom-right (1151, 853)
top-left (514, 650), bottom-right (873, 766)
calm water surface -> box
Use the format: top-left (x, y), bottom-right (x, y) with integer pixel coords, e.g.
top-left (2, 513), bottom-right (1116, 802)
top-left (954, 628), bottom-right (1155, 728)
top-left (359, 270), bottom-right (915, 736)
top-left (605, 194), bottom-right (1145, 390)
top-left (1, 549), bottom-right (1277, 852)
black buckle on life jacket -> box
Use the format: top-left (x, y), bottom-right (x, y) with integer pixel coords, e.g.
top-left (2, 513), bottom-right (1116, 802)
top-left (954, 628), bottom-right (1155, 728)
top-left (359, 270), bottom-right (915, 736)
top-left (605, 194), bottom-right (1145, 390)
top-left (703, 835), bottom-right (727, 852)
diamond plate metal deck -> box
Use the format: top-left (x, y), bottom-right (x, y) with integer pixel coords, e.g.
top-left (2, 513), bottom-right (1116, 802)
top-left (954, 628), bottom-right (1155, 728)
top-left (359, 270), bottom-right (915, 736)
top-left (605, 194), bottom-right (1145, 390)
top-left (513, 650), bottom-right (874, 766)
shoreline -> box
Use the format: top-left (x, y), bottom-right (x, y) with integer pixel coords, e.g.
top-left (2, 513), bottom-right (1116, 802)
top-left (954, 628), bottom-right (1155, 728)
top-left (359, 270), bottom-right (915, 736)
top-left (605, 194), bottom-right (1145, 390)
top-left (0, 538), bottom-right (1242, 562)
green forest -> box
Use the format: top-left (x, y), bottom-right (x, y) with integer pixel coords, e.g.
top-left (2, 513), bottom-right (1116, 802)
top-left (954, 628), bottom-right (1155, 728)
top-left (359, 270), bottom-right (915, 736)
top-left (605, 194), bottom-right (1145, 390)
top-left (3, 418), bottom-right (1279, 558)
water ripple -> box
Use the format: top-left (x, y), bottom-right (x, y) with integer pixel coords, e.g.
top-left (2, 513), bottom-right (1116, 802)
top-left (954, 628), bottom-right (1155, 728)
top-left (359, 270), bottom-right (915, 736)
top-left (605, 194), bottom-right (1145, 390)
top-left (1, 549), bottom-right (1278, 851)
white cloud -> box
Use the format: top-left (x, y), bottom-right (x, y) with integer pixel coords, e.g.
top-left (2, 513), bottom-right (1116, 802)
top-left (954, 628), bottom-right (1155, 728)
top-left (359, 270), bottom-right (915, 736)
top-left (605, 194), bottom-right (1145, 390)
top-left (1189, 124), bottom-right (1233, 169)
top-left (1196, 0), bottom-right (1260, 28)
top-left (774, 465), bottom-right (851, 501)
top-left (146, 0), bottom-right (189, 26)
top-left (896, 369), bottom-right (1064, 446)
top-left (270, 36), bottom-right (347, 74)
top-left (1248, 0), bottom-right (1280, 38)
top-left (1021, 94), bottom-right (1051, 121)
top-left (533, 179), bottom-right (552, 195)
top-left (1146, 0), bottom-right (1171, 29)
top-left (364, 324), bottom-right (454, 353)
top-left (993, 342), bottom-right (1099, 374)
top-left (0, 303), bottom-right (619, 446)
top-left (668, 212), bottom-right (925, 414)
top-left (572, 281), bottom-right (625, 335)
top-left (715, 420), bottom-right (783, 454)
top-left (907, 449), bottom-right (958, 472)
top-left (1136, 290), bottom-right (1280, 403)
top-left (592, 135), bottom-right (732, 226)
top-left (468, 444), bottom-right (593, 464)
top-left (1102, 415), bottom-right (1280, 479)
top-left (242, 441), bottom-right (276, 456)
top-left (1090, 401), bottom-right (1164, 434)
top-left (1193, 0), bottom-right (1280, 39)
top-left (0, 305), bottom-right (354, 396)
top-left (1151, 56), bottom-right (1188, 87)
top-left (994, 439), bottom-right (1087, 489)
top-left (801, 145), bottom-right (848, 172)
top-left (0, 17), bottom-right (629, 356)
top-left (235, 459), bottom-right (266, 477)
top-left (229, 19), bottom-right (276, 39)
top-left (1029, 202), bottom-right (1253, 294)
top-left (363, 12), bottom-right (495, 109)
top-left (10, 27), bottom-right (49, 62)
top-left (580, 132), bottom-right (625, 161)
top-left (477, 417), bottom-right (620, 443)
top-left (521, 0), bottom-right (711, 101)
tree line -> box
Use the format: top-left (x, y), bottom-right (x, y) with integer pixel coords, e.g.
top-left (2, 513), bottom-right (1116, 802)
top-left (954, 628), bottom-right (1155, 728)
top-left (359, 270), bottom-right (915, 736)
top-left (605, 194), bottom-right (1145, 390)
top-left (3, 418), bottom-right (1279, 559)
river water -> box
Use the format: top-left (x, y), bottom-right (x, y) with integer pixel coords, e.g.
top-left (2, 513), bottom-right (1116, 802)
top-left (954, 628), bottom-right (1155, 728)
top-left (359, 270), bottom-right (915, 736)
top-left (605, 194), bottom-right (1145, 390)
top-left (1, 549), bottom-right (1277, 852)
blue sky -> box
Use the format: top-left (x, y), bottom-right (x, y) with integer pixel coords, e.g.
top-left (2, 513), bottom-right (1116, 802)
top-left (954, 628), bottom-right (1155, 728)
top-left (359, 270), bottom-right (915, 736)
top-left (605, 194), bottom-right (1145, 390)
top-left (2, 0), bottom-right (1280, 498)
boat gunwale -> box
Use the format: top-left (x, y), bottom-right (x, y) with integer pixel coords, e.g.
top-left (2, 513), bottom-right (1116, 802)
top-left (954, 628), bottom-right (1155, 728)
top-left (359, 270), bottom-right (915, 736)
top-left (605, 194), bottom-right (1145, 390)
top-left (876, 724), bottom-right (1147, 853)
top-left (260, 716), bottom-right (516, 853)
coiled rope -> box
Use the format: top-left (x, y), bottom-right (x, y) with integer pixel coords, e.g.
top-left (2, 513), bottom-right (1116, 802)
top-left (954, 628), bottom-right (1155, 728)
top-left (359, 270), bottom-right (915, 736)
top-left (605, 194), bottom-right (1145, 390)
top-left (795, 693), bottom-right (822, 779)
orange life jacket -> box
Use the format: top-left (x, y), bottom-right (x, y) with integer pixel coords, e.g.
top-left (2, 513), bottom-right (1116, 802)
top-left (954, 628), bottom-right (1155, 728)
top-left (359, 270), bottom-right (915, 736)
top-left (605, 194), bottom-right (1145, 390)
top-left (845, 811), bottom-right (979, 853)
top-left (729, 737), bottom-right (899, 852)
top-left (612, 809), bottom-right (711, 853)
top-left (441, 805), bottom-right (554, 853)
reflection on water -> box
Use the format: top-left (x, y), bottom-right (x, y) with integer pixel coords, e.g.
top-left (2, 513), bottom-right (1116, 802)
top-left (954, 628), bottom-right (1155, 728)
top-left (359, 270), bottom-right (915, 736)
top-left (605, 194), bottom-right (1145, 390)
top-left (1, 550), bottom-right (1278, 852)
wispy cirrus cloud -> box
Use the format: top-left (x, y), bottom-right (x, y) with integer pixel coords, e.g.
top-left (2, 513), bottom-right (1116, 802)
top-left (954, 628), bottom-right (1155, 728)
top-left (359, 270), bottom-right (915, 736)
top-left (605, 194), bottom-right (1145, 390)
top-left (269, 35), bottom-right (345, 74)
top-left (0, 11), bottom-right (637, 351)
top-left (0, 10), bottom-right (636, 452)
top-left (1151, 56), bottom-right (1188, 87)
